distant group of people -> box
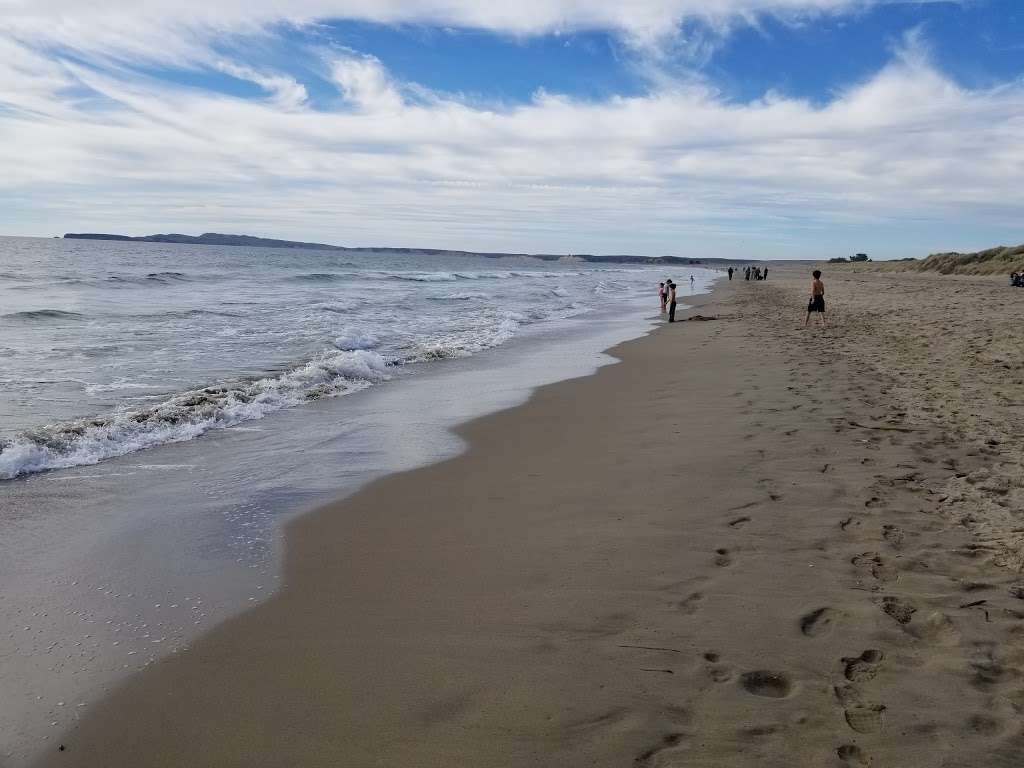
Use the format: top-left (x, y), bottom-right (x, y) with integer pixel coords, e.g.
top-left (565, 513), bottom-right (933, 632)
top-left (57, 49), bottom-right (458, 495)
top-left (747, 266), bottom-right (767, 281)
top-left (725, 265), bottom-right (768, 282)
top-left (663, 267), bottom-right (826, 327)
top-left (1011, 272), bottom-right (1024, 287)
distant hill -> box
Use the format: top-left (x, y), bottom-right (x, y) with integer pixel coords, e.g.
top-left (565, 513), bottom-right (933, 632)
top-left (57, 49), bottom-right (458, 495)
top-left (62, 232), bottom-right (733, 266)
top-left (64, 232), bottom-right (346, 251)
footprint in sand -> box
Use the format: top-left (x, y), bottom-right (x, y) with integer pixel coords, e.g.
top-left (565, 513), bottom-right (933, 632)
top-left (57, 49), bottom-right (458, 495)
top-left (966, 713), bottom-right (1006, 737)
top-left (880, 596), bottom-right (917, 625)
top-left (969, 642), bottom-right (1009, 690)
top-left (844, 704), bottom-right (886, 733)
top-left (852, 552), bottom-right (898, 584)
top-left (728, 516), bottom-right (751, 528)
top-left (871, 562), bottom-right (899, 584)
top-left (714, 548), bottom-right (733, 567)
top-left (633, 709), bottom-right (694, 766)
top-left (634, 732), bottom-right (686, 766)
top-left (843, 650), bottom-right (885, 682)
top-left (882, 524), bottom-right (905, 549)
top-left (703, 652), bottom-right (734, 683)
top-left (707, 664), bottom-right (734, 683)
top-left (837, 744), bottom-right (872, 766)
top-left (799, 607), bottom-right (838, 638)
top-left (678, 592), bottom-right (704, 615)
top-left (851, 552), bottom-right (881, 567)
top-left (908, 612), bottom-right (958, 644)
top-left (739, 671), bottom-right (793, 698)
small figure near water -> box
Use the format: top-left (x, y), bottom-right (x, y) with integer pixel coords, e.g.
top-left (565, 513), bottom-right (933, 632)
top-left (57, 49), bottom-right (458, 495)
top-left (728, 267), bottom-right (734, 281)
top-left (690, 275), bottom-right (695, 290)
top-left (805, 269), bottom-right (826, 327)
top-left (667, 280), bottom-right (678, 323)
top-left (658, 281), bottom-right (667, 312)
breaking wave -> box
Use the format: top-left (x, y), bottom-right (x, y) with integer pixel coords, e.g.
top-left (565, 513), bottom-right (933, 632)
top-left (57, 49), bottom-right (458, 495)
top-left (0, 350), bottom-right (390, 480)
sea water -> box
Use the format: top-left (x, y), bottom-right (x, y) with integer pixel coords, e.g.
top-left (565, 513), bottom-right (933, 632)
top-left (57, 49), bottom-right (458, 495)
top-left (0, 235), bottom-right (717, 764)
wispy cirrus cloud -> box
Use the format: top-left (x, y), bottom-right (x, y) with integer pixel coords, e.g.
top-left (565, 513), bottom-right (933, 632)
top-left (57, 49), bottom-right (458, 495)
top-left (2, 0), bottom-right (949, 61)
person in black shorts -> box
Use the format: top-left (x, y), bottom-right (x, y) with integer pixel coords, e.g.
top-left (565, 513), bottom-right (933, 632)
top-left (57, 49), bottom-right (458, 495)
top-left (667, 280), bottom-right (677, 322)
top-left (805, 269), bottom-right (826, 326)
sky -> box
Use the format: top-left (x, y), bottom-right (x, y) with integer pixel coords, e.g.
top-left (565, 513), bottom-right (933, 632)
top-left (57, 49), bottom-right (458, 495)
top-left (1, 0), bottom-right (1022, 259)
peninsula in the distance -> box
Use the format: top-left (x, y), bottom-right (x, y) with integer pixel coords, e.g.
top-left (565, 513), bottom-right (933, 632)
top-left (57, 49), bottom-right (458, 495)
top-left (62, 232), bottom-right (710, 265)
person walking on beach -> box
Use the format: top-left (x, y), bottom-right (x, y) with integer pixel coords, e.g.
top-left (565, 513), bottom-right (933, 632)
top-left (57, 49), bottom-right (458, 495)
top-left (763, 266), bottom-right (768, 281)
top-left (689, 275), bottom-right (695, 290)
top-left (805, 269), bottom-right (826, 327)
top-left (667, 280), bottom-right (678, 323)
top-left (658, 282), bottom-right (667, 313)
top-left (728, 267), bottom-right (734, 281)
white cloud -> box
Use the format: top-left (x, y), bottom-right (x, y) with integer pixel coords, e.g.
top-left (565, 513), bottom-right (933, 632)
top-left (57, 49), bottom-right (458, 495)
top-left (215, 62), bottom-right (309, 110)
top-left (2, 1), bottom-right (944, 61)
top-left (0, 5), bottom-right (1020, 256)
top-left (330, 55), bottom-right (404, 112)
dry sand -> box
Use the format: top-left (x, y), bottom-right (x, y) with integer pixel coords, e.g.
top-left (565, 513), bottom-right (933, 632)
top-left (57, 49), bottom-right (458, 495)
top-left (36, 269), bottom-right (1024, 767)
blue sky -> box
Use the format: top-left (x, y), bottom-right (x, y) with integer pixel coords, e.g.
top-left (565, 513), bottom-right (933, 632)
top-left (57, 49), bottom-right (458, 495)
top-left (1, 0), bottom-right (1023, 258)
top-left (137, 2), bottom-right (1024, 108)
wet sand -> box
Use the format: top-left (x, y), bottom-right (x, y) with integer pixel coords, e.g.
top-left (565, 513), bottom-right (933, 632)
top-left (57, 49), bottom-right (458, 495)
top-left (38, 269), bottom-right (1024, 767)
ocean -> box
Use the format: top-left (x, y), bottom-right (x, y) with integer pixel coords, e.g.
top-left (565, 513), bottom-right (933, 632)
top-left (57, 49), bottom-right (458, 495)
top-left (2, 236), bottom-right (707, 479)
top-left (0, 235), bottom-right (717, 764)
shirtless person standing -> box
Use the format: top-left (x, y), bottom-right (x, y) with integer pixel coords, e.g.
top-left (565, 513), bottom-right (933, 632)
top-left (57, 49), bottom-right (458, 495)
top-left (667, 280), bottom-right (678, 323)
top-left (805, 269), bottom-right (826, 327)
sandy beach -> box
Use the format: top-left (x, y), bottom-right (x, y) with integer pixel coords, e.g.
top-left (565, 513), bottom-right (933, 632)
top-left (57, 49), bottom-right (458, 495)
top-left (37, 267), bottom-right (1024, 768)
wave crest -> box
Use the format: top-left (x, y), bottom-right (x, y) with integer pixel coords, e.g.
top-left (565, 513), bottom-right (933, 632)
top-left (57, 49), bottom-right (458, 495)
top-left (0, 350), bottom-right (390, 480)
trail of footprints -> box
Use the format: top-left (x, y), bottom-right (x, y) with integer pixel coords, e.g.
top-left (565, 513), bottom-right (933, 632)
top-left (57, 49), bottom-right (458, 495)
top-left (639, 299), bottom-right (1024, 766)
top-left (661, 468), bottom-right (923, 763)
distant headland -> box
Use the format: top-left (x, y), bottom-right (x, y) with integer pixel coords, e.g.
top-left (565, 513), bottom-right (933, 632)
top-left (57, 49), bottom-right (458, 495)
top-left (62, 232), bottom-right (712, 265)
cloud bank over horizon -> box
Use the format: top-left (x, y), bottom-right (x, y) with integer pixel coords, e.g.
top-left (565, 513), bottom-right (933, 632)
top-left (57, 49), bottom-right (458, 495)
top-left (1, 0), bottom-right (1022, 258)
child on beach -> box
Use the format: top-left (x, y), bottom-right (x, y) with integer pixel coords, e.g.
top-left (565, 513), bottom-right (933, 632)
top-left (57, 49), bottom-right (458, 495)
top-left (659, 282), bottom-right (667, 312)
top-left (805, 269), bottom-right (826, 327)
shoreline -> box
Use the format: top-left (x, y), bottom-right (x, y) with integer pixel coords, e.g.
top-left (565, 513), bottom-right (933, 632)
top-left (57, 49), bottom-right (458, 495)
top-left (37, 268), bottom-right (1024, 767)
top-left (3, 281), bottom-right (717, 767)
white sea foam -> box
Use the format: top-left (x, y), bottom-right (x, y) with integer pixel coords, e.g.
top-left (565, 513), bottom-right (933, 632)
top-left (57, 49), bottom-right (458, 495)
top-left (0, 350), bottom-right (390, 480)
top-left (335, 331), bottom-right (379, 350)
